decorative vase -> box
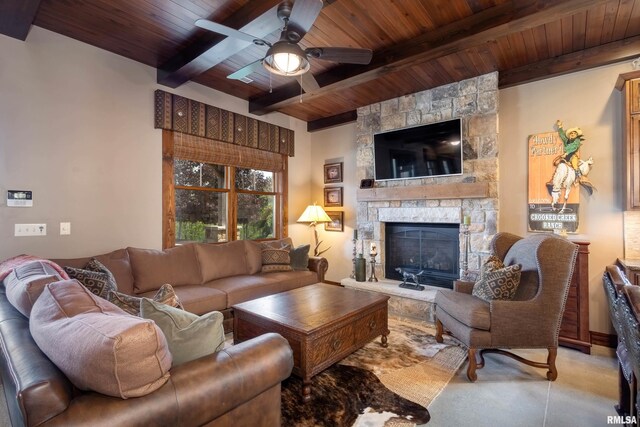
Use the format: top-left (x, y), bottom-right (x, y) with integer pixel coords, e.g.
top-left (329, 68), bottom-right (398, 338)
top-left (355, 255), bottom-right (367, 282)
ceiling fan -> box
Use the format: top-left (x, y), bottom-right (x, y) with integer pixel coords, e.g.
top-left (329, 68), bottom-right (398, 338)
top-left (195, 0), bottom-right (373, 93)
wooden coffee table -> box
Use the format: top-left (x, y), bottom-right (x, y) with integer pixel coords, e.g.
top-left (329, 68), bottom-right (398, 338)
top-left (232, 283), bottom-right (389, 402)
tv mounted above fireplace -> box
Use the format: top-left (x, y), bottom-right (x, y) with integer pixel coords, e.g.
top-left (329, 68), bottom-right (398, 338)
top-left (373, 118), bottom-right (462, 181)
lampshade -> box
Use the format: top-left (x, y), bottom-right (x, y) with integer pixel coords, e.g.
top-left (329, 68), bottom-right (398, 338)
top-left (263, 41), bottom-right (310, 76)
top-left (297, 204), bottom-right (332, 223)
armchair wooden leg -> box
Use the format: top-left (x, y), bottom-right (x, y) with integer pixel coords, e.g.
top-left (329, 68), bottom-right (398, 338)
top-left (546, 347), bottom-right (558, 381)
top-left (467, 348), bottom-right (478, 382)
top-left (435, 319), bottom-right (444, 343)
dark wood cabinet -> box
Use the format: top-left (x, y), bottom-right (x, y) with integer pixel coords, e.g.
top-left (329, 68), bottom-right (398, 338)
top-left (616, 71), bottom-right (640, 210)
top-left (559, 240), bottom-right (591, 354)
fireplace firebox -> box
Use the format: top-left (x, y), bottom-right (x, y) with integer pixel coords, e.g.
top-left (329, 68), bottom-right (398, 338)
top-left (385, 222), bottom-right (459, 289)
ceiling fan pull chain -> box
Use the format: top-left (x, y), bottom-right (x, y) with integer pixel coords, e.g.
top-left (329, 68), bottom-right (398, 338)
top-left (269, 72), bottom-right (273, 93)
top-left (299, 75), bottom-right (302, 103)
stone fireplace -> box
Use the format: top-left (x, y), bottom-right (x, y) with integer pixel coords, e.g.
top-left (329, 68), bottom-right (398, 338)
top-left (355, 72), bottom-right (499, 283)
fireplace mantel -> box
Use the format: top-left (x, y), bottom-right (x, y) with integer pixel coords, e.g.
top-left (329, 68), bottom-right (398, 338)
top-left (357, 182), bottom-right (489, 202)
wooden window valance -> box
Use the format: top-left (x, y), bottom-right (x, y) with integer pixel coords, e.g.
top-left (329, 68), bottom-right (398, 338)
top-left (154, 89), bottom-right (294, 157)
top-left (172, 132), bottom-right (285, 172)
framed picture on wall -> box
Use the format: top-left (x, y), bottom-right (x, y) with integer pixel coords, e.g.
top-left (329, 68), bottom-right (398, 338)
top-left (325, 211), bottom-right (344, 232)
top-left (324, 187), bottom-right (343, 207)
top-left (324, 162), bottom-right (343, 183)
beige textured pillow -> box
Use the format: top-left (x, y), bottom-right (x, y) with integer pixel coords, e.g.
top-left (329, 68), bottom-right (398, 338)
top-left (141, 298), bottom-right (225, 366)
top-left (4, 261), bottom-right (62, 317)
top-left (30, 280), bottom-right (172, 399)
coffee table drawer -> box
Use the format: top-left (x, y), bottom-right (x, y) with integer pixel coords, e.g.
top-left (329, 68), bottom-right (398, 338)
top-left (310, 324), bottom-right (354, 367)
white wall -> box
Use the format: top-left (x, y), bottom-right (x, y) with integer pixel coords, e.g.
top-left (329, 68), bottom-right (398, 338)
top-left (0, 27), bottom-right (311, 260)
top-left (308, 123), bottom-right (358, 282)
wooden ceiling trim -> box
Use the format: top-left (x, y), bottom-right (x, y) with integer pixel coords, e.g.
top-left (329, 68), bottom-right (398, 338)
top-left (498, 34), bottom-right (640, 88)
top-left (248, 0), bottom-right (600, 116)
top-left (307, 110), bottom-right (357, 132)
top-left (626, 0), bottom-right (640, 37)
top-left (0, 0), bottom-right (43, 40)
top-left (157, 0), bottom-right (282, 88)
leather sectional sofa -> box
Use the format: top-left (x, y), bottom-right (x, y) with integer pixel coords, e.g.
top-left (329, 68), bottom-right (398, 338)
top-left (0, 239), bottom-right (328, 426)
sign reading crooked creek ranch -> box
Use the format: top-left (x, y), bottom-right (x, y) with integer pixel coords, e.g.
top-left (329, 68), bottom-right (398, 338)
top-left (527, 131), bottom-right (579, 233)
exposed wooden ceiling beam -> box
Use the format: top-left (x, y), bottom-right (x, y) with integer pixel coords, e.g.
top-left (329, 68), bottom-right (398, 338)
top-left (0, 0), bottom-right (42, 41)
top-left (249, 0), bottom-right (600, 115)
top-left (307, 110), bottom-right (357, 132)
top-left (499, 35), bottom-right (640, 88)
top-left (157, 0), bottom-right (282, 88)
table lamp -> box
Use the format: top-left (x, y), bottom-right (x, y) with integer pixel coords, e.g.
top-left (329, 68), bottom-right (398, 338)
top-left (297, 203), bottom-right (332, 256)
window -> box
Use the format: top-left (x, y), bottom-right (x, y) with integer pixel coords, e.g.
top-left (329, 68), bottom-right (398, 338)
top-left (162, 131), bottom-right (287, 248)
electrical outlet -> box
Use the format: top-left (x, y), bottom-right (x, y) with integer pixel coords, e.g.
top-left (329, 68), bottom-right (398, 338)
top-left (14, 224), bottom-right (47, 237)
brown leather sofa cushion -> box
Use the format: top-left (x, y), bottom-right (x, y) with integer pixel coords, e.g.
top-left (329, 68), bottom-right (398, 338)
top-left (128, 245), bottom-right (202, 293)
top-left (5, 261), bottom-right (62, 317)
top-left (149, 284), bottom-right (227, 315)
top-left (30, 280), bottom-right (172, 398)
top-left (195, 240), bottom-right (251, 282)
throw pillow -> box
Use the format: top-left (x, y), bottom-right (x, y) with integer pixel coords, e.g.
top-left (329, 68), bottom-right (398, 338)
top-left (140, 298), bottom-right (225, 366)
top-left (30, 280), bottom-right (171, 399)
top-left (472, 256), bottom-right (522, 301)
top-left (63, 265), bottom-right (117, 300)
top-left (4, 261), bottom-right (62, 317)
top-left (85, 258), bottom-right (118, 288)
top-left (107, 284), bottom-right (184, 316)
top-left (261, 248), bottom-right (293, 273)
top-left (289, 244), bottom-right (310, 271)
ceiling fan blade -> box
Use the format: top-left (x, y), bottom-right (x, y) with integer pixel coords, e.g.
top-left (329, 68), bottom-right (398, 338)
top-left (227, 59), bottom-right (264, 80)
top-left (286, 0), bottom-right (323, 42)
top-left (195, 19), bottom-right (266, 45)
top-left (299, 72), bottom-right (320, 93)
top-left (305, 47), bottom-right (373, 64)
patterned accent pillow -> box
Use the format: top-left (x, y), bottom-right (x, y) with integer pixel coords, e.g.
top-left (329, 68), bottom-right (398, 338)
top-left (85, 258), bottom-right (118, 288)
top-left (261, 248), bottom-right (293, 273)
top-left (107, 284), bottom-right (184, 316)
top-left (472, 256), bottom-right (522, 301)
top-left (63, 266), bottom-right (117, 300)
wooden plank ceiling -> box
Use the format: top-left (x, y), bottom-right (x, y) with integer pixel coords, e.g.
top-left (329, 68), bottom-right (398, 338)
top-left (2, 0), bottom-right (640, 130)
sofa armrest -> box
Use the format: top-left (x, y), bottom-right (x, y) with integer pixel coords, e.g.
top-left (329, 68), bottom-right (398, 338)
top-left (308, 256), bottom-right (328, 283)
top-left (44, 333), bottom-right (293, 427)
top-left (453, 280), bottom-right (474, 294)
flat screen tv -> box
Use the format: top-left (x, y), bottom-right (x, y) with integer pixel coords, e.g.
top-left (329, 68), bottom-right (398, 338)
top-left (373, 119), bottom-right (462, 180)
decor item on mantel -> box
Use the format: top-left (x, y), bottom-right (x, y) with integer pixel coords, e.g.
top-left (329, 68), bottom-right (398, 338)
top-left (297, 203), bottom-right (332, 256)
top-left (460, 215), bottom-right (471, 280)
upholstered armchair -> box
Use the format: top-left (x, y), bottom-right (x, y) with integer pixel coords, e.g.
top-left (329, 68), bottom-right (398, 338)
top-left (435, 232), bottom-right (578, 382)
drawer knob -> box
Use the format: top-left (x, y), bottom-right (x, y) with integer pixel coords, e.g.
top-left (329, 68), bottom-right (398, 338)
top-left (332, 339), bottom-right (341, 350)
top-left (368, 319), bottom-right (376, 329)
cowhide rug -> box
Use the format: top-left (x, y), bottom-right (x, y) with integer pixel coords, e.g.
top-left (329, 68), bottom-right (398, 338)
top-left (279, 317), bottom-right (466, 427)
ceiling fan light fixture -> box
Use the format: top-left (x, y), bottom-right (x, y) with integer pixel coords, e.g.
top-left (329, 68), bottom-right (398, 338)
top-left (263, 42), bottom-right (309, 76)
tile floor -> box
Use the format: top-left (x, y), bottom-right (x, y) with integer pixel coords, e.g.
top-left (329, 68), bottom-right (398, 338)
top-left (425, 345), bottom-right (619, 427)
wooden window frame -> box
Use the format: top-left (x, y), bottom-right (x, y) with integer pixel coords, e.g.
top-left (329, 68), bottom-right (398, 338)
top-left (162, 130), bottom-right (288, 248)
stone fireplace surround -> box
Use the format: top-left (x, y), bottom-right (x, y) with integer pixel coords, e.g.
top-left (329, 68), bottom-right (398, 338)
top-left (342, 72), bottom-right (499, 323)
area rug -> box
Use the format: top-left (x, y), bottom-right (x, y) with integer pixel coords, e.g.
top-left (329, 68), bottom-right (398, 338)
top-left (278, 317), bottom-right (466, 427)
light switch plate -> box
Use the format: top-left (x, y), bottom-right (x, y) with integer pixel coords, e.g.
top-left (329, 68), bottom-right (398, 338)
top-left (60, 222), bottom-right (71, 235)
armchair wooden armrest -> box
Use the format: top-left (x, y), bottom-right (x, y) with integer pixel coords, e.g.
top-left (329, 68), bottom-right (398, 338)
top-left (453, 280), bottom-right (475, 294)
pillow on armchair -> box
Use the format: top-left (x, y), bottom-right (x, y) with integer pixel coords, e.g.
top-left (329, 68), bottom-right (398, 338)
top-left (472, 255), bottom-right (522, 301)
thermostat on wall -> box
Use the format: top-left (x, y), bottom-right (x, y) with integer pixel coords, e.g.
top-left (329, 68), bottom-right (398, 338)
top-left (7, 190), bottom-right (33, 207)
